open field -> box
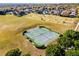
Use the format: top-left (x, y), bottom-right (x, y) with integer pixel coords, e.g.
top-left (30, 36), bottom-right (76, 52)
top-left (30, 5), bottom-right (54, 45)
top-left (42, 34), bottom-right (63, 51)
top-left (0, 13), bottom-right (78, 56)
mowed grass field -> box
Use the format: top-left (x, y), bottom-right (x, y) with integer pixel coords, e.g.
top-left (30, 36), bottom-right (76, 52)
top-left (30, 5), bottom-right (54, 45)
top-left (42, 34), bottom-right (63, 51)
top-left (0, 13), bottom-right (78, 56)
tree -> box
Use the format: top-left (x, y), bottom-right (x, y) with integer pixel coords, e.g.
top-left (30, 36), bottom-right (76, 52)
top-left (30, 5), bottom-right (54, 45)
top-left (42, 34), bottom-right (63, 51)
top-left (59, 35), bottom-right (73, 48)
top-left (5, 48), bottom-right (22, 56)
top-left (65, 49), bottom-right (79, 56)
top-left (58, 30), bottom-right (79, 48)
top-left (46, 44), bottom-right (65, 56)
top-left (74, 40), bottom-right (79, 49)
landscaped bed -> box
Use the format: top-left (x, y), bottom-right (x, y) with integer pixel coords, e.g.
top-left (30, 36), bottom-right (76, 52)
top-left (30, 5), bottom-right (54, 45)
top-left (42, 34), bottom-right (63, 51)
top-left (23, 26), bottom-right (59, 48)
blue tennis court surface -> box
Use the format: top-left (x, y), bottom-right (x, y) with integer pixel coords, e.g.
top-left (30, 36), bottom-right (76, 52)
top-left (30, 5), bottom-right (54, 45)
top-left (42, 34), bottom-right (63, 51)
top-left (24, 27), bottom-right (59, 48)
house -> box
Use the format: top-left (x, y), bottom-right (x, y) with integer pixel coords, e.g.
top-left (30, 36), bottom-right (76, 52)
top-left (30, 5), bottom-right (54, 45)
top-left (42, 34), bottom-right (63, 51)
top-left (0, 10), bottom-right (6, 15)
top-left (69, 8), bottom-right (77, 18)
top-left (60, 9), bottom-right (70, 17)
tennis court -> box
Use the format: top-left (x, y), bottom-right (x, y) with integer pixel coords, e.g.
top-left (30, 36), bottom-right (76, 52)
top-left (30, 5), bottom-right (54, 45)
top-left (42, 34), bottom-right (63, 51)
top-left (23, 27), bottom-right (59, 48)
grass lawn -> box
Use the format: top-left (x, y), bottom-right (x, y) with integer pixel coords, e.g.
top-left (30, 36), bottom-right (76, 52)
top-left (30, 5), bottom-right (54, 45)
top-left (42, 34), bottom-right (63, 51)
top-left (0, 13), bottom-right (78, 56)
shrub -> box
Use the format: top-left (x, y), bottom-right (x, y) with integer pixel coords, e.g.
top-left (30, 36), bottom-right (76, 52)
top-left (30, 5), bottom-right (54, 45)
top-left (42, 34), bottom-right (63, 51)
top-left (23, 53), bottom-right (31, 56)
top-left (5, 48), bottom-right (22, 56)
